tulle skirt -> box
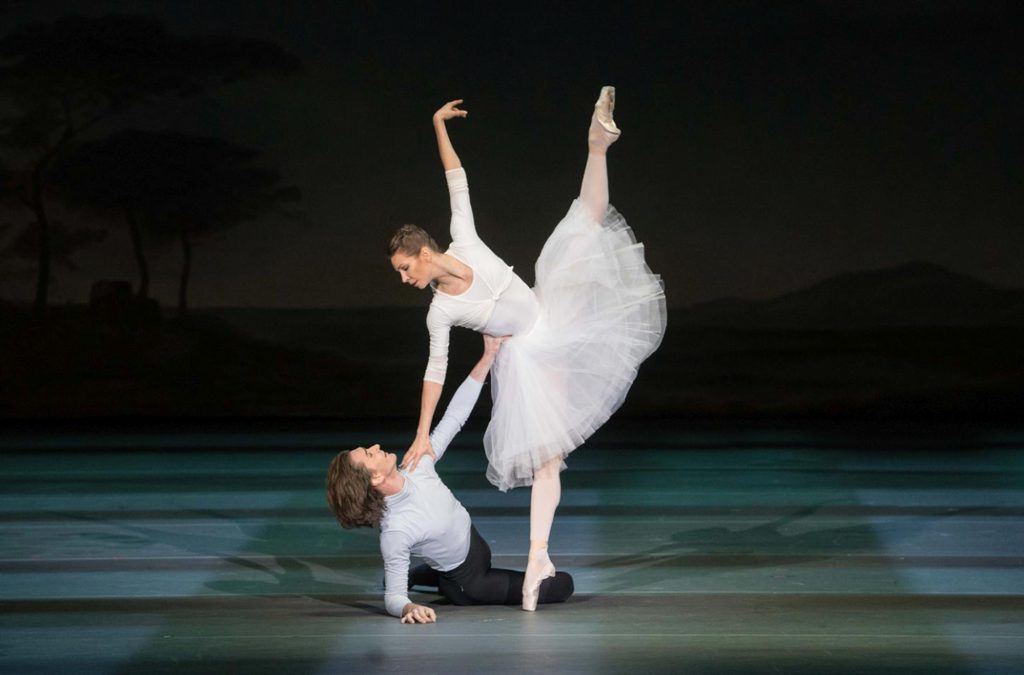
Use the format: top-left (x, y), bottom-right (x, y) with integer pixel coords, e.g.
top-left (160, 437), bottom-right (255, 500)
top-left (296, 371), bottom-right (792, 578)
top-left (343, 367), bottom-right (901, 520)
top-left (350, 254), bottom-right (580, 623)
top-left (483, 199), bottom-right (666, 491)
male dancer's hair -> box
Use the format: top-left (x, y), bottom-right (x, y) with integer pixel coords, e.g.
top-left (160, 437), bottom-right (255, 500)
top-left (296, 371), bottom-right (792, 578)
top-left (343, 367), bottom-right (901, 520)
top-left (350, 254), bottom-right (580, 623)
top-left (326, 450), bottom-right (387, 528)
top-left (388, 224), bottom-right (440, 257)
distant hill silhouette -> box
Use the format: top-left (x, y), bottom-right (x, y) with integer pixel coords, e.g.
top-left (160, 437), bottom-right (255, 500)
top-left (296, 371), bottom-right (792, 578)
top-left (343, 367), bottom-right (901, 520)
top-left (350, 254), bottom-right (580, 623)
top-left (677, 262), bottom-right (1024, 328)
top-left (4, 261), bottom-right (1022, 419)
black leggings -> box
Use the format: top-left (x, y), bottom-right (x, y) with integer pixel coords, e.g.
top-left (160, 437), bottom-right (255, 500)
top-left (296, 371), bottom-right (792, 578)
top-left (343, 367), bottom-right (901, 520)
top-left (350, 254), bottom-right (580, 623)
top-left (430, 526), bottom-right (574, 606)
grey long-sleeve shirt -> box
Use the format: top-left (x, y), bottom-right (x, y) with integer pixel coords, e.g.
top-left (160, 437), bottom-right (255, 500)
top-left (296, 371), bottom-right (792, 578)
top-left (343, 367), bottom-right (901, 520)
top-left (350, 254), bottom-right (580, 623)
top-left (380, 375), bottom-right (483, 617)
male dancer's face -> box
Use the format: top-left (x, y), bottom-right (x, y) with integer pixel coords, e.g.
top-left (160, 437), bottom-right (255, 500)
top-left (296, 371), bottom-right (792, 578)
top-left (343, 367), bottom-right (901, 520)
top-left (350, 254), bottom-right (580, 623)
top-left (348, 444), bottom-right (398, 488)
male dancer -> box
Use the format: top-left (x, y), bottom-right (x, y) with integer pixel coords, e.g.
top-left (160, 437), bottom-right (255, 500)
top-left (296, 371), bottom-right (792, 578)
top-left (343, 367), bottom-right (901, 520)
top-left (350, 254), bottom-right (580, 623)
top-left (326, 336), bottom-right (574, 623)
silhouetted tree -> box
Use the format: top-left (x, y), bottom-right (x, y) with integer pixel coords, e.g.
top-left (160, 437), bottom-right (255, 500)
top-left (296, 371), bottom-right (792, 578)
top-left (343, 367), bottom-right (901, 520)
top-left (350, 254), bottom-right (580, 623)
top-left (51, 130), bottom-right (302, 317)
top-left (1, 218), bottom-right (106, 274)
top-left (3, 154), bottom-right (106, 290)
top-left (50, 132), bottom-right (178, 300)
top-left (0, 14), bottom-right (299, 316)
top-left (144, 135), bottom-right (303, 318)
top-left (0, 160), bottom-right (32, 288)
top-left (0, 162), bottom-right (15, 202)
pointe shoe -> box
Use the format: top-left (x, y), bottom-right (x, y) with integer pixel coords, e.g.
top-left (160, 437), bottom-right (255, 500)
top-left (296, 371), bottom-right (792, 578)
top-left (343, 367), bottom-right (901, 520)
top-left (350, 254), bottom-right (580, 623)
top-left (522, 550), bottom-right (557, 612)
top-left (589, 85), bottom-right (621, 150)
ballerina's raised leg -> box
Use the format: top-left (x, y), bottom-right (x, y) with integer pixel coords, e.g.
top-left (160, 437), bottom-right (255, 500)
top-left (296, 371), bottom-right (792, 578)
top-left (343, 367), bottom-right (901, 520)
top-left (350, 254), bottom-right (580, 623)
top-left (522, 86), bottom-right (621, 611)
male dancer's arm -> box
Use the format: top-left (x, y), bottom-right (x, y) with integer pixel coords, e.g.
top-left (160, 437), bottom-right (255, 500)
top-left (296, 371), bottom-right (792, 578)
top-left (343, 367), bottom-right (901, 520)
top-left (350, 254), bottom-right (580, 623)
top-left (383, 372), bottom-right (486, 617)
top-left (383, 335), bottom-right (504, 622)
top-left (382, 532), bottom-right (416, 619)
top-left (429, 335), bottom-right (503, 463)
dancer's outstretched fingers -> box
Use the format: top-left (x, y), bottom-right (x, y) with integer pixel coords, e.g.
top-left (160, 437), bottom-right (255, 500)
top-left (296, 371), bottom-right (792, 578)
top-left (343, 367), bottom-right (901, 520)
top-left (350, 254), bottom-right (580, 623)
top-left (402, 438), bottom-right (435, 473)
top-left (401, 604), bottom-right (436, 624)
top-left (435, 99), bottom-right (468, 121)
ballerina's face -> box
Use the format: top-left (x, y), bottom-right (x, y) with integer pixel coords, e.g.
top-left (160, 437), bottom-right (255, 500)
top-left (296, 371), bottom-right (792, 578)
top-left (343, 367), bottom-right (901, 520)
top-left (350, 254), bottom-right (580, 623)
top-left (391, 248), bottom-right (433, 289)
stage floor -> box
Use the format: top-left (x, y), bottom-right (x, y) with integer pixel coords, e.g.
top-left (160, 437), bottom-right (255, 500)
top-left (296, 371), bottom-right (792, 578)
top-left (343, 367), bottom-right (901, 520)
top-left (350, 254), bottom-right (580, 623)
top-left (2, 424), bottom-right (1023, 674)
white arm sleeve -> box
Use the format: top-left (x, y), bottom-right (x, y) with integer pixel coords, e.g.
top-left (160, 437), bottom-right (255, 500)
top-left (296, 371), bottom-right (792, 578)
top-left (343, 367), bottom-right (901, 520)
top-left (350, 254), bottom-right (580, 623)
top-left (430, 376), bottom-right (484, 462)
top-left (424, 304), bottom-right (450, 385)
top-left (381, 531), bottom-right (413, 618)
top-left (445, 168), bottom-right (479, 244)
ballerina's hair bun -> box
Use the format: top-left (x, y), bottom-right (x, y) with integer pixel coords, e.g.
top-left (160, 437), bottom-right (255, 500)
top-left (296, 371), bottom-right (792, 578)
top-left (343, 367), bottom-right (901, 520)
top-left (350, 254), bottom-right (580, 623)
top-left (389, 224), bottom-right (440, 257)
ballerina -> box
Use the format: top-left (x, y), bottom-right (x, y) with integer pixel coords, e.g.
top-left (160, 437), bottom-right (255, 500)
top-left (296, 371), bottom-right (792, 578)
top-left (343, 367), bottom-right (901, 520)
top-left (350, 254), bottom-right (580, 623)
top-left (389, 87), bottom-right (666, 610)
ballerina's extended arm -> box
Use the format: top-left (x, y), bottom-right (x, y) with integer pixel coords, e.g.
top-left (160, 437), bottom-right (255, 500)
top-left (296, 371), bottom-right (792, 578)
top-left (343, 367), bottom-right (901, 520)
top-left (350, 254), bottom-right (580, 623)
top-left (433, 99), bottom-right (466, 170)
top-left (401, 100), bottom-right (470, 473)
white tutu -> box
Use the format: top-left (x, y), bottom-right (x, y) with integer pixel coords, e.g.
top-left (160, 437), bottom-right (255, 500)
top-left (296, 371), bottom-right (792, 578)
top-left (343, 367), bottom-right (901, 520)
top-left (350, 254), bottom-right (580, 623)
top-left (483, 199), bottom-right (666, 491)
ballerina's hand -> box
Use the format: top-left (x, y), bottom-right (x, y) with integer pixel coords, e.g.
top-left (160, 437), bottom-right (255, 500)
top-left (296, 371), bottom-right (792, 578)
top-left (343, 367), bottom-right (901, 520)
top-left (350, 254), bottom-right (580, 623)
top-left (402, 435), bottom-right (436, 473)
top-left (434, 99), bottom-right (468, 123)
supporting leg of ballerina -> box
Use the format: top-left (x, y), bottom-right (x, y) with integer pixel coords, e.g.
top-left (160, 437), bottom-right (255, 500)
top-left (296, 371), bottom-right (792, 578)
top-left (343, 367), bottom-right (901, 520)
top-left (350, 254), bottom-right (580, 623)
top-left (523, 456), bottom-right (562, 611)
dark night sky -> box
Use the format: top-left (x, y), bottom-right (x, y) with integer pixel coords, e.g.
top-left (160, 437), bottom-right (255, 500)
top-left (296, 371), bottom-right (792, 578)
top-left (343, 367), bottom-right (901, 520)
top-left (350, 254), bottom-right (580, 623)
top-left (1, 0), bottom-right (1021, 309)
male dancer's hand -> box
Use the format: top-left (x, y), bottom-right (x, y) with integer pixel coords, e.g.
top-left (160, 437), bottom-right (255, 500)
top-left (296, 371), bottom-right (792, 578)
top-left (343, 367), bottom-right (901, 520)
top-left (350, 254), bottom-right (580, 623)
top-left (482, 334), bottom-right (506, 357)
top-left (400, 603), bottom-right (437, 624)
top-left (469, 334), bottom-right (507, 382)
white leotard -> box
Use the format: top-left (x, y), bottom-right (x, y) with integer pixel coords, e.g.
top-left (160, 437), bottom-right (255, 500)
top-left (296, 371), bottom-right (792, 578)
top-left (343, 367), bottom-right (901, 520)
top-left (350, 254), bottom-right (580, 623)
top-left (424, 168), bottom-right (539, 384)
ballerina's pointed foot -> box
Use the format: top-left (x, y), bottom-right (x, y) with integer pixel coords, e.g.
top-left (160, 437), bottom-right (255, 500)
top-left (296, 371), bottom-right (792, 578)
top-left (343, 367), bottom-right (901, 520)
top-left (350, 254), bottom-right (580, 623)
top-left (589, 85), bottom-right (621, 150)
top-left (522, 550), bottom-right (557, 612)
